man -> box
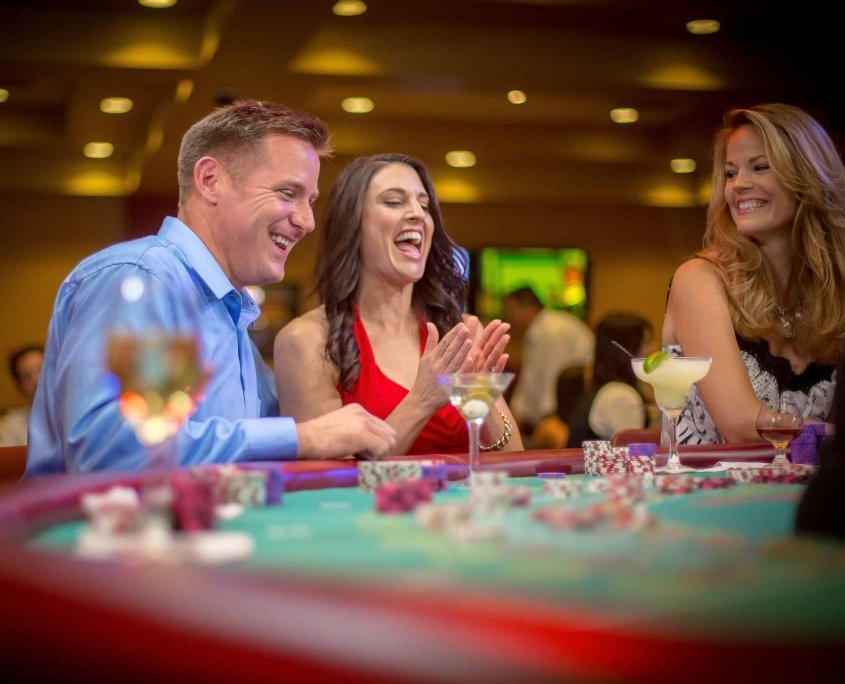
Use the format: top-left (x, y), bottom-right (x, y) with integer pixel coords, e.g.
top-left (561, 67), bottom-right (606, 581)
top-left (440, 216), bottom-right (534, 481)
top-left (503, 286), bottom-right (594, 432)
top-left (26, 100), bottom-right (396, 475)
top-left (0, 344), bottom-right (43, 446)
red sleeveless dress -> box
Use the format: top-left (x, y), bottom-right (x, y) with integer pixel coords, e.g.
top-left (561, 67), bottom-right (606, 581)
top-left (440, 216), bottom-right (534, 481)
top-left (339, 313), bottom-right (468, 454)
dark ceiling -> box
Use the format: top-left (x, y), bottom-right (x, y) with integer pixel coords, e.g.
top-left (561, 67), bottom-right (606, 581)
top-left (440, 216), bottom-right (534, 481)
top-left (0, 0), bottom-right (842, 209)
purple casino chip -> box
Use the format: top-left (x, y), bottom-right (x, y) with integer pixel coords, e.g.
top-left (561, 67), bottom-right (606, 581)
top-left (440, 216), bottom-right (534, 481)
top-left (537, 472), bottom-right (567, 479)
top-left (628, 442), bottom-right (657, 456)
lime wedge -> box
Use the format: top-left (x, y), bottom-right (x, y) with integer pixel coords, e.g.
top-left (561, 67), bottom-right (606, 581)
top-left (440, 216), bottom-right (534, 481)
top-left (643, 350), bottom-right (669, 374)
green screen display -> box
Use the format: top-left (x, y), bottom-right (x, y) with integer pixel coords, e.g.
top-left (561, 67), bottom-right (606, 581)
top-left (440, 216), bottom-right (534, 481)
top-left (474, 247), bottom-right (589, 319)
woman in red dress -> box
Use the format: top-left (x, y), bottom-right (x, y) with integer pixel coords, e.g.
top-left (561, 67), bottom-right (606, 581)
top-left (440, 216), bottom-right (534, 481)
top-left (273, 153), bottom-right (522, 455)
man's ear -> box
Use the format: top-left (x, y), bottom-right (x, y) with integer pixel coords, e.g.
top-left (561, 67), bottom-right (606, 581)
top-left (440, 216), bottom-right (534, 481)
top-left (193, 156), bottom-right (224, 205)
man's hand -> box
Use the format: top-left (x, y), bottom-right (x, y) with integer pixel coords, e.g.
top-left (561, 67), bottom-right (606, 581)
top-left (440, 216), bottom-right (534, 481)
top-left (296, 403), bottom-right (397, 460)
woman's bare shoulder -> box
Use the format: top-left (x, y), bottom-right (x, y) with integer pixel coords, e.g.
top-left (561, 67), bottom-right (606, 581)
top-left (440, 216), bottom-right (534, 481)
top-left (275, 306), bottom-right (328, 350)
top-left (674, 255), bottom-right (721, 278)
top-left (672, 256), bottom-right (724, 292)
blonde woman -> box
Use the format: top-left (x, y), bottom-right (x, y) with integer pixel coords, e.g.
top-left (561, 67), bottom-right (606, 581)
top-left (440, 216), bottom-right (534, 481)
top-left (663, 103), bottom-right (844, 443)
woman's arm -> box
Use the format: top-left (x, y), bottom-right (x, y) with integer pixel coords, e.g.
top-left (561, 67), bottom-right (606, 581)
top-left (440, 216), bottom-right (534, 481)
top-left (274, 310), bottom-right (345, 421)
top-left (663, 258), bottom-right (763, 442)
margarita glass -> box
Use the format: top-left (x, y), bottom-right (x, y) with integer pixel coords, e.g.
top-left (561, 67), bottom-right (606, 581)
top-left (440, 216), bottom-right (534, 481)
top-left (632, 356), bottom-right (712, 473)
top-left (437, 372), bottom-right (514, 483)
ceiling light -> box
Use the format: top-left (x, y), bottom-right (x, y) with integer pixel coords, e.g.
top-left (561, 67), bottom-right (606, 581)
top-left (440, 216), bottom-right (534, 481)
top-left (610, 108), bottom-right (638, 124)
top-left (445, 150), bottom-right (476, 168)
top-left (0, 88), bottom-right (8, 103)
top-left (83, 142), bottom-right (114, 159)
top-left (507, 90), bottom-right (527, 104)
top-left (670, 158), bottom-right (697, 173)
top-left (138, 0), bottom-right (178, 8)
top-left (686, 19), bottom-right (720, 35)
top-left (100, 97), bottom-right (133, 114)
top-left (333, 1), bottom-right (367, 16)
top-left (341, 97), bottom-right (374, 113)
top-left (175, 79), bottom-right (194, 103)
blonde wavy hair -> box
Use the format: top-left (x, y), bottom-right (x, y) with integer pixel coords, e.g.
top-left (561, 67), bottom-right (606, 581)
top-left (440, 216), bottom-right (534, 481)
top-left (701, 103), bottom-right (845, 363)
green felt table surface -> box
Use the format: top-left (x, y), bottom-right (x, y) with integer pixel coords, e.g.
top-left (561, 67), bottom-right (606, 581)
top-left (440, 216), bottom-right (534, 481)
top-left (32, 474), bottom-right (845, 643)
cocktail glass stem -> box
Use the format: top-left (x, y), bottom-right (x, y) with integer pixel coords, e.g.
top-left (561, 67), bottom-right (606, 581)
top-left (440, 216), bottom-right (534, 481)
top-left (465, 418), bottom-right (482, 480)
top-left (146, 433), bottom-right (179, 470)
top-left (771, 442), bottom-right (791, 468)
top-left (664, 407), bottom-right (684, 472)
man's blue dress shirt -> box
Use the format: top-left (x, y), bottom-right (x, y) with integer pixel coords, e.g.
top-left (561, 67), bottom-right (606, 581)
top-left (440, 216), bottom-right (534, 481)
top-left (25, 217), bottom-right (298, 474)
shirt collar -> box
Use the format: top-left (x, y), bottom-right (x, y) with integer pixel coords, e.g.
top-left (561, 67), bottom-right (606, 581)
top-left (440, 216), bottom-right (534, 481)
top-left (159, 216), bottom-right (237, 301)
top-left (159, 216), bottom-right (261, 328)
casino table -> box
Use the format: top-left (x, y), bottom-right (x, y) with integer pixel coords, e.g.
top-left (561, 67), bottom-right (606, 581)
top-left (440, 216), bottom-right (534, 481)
top-left (0, 444), bottom-right (843, 684)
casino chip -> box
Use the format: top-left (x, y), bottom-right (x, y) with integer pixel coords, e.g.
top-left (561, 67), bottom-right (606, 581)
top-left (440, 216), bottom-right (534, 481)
top-left (187, 531), bottom-right (255, 565)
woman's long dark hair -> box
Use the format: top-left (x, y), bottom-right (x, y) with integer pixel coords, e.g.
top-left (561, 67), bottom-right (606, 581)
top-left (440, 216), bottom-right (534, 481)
top-left (592, 312), bottom-right (653, 390)
top-left (314, 153), bottom-right (467, 392)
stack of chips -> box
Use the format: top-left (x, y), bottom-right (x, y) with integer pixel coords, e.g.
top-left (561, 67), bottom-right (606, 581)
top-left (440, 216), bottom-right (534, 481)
top-left (696, 477), bottom-right (735, 491)
top-left (596, 447), bottom-right (631, 476)
top-left (751, 470), bottom-right (814, 485)
top-left (169, 471), bottom-right (216, 532)
top-left (80, 486), bottom-right (142, 534)
top-left (729, 463), bottom-right (815, 483)
top-left (469, 470), bottom-right (515, 513)
top-left (415, 501), bottom-right (473, 531)
top-left (627, 442), bottom-right (657, 476)
top-left (610, 503), bottom-right (658, 530)
top-left (469, 470), bottom-right (509, 488)
top-left (582, 440), bottom-right (612, 476)
top-left (534, 502), bottom-right (606, 530)
top-left (541, 479), bottom-right (584, 498)
top-left (604, 473), bottom-right (645, 506)
top-left (508, 485), bottom-right (532, 507)
top-left (238, 464), bottom-right (285, 505)
top-left (215, 465), bottom-right (268, 507)
top-left (790, 424), bottom-right (828, 466)
top-left (358, 461), bottom-right (423, 493)
top-left (420, 459), bottom-right (449, 491)
top-left (655, 474), bottom-right (697, 494)
top-left (374, 478), bottom-right (433, 513)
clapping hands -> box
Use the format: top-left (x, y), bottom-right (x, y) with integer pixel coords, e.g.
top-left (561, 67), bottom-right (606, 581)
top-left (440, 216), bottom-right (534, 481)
top-left (465, 316), bottom-right (511, 373)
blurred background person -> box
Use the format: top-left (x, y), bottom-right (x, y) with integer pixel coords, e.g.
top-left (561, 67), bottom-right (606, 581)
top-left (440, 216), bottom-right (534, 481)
top-left (274, 153), bottom-right (521, 455)
top-left (528, 365), bottom-right (586, 450)
top-left (566, 312), bottom-right (655, 447)
top-left (0, 344), bottom-right (43, 446)
top-left (663, 103), bottom-right (843, 444)
top-left (503, 286), bottom-right (594, 438)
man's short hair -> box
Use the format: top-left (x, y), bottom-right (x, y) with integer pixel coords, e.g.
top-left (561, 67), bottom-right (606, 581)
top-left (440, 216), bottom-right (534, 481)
top-left (8, 344), bottom-right (44, 386)
top-left (504, 286), bottom-right (543, 309)
top-left (177, 99), bottom-right (332, 207)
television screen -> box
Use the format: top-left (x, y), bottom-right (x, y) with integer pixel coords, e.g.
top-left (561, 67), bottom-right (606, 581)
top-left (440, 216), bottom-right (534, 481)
top-left (472, 247), bottom-right (589, 320)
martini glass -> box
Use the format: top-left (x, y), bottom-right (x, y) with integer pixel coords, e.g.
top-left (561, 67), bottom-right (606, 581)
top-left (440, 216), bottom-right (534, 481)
top-left (437, 372), bottom-right (514, 484)
top-left (756, 400), bottom-right (803, 468)
top-left (631, 356), bottom-right (712, 473)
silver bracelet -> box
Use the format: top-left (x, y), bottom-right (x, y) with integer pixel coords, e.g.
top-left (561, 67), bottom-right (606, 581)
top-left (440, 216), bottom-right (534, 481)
top-left (478, 409), bottom-right (513, 451)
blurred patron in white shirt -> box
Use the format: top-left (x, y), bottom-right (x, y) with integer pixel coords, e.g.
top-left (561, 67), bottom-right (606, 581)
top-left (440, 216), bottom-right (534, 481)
top-left (0, 344), bottom-right (43, 446)
top-left (503, 286), bottom-right (594, 432)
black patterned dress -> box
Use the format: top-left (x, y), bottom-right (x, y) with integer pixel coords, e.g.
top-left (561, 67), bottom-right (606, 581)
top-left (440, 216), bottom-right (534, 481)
top-left (667, 338), bottom-right (836, 445)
